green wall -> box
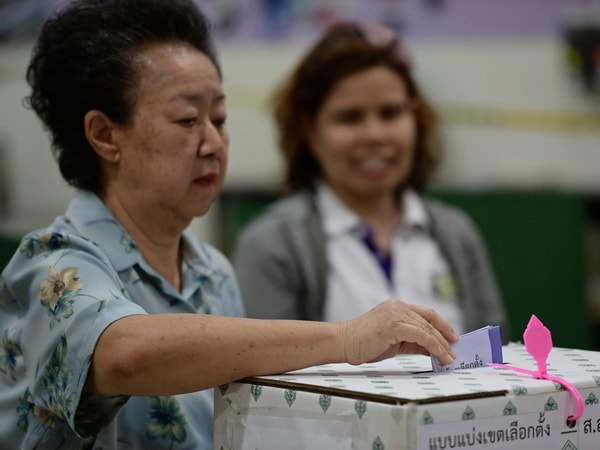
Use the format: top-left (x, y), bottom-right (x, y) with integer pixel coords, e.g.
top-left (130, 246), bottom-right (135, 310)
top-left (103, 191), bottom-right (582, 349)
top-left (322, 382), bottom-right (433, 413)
top-left (427, 190), bottom-right (591, 349)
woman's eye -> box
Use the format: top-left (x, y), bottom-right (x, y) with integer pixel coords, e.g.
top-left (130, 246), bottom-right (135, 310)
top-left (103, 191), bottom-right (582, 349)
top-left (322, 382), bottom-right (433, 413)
top-left (212, 117), bottom-right (227, 129)
top-left (335, 110), bottom-right (362, 124)
top-left (381, 101), bottom-right (413, 120)
top-left (381, 107), bottom-right (400, 119)
top-left (178, 118), bottom-right (197, 127)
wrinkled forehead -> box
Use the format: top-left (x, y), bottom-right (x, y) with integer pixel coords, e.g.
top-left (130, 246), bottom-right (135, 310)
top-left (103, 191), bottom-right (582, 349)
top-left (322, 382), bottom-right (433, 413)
top-left (132, 41), bottom-right (219, 82)
top-left (125, 42), bottom-right (222, 108)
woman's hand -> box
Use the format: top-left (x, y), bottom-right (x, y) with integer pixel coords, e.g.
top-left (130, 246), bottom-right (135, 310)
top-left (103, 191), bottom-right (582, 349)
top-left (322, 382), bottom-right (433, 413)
top-left (342, 300), bottom-right (459, 366)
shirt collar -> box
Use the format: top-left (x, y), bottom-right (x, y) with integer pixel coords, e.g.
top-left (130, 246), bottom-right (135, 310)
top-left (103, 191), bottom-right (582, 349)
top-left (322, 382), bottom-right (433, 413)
top-left (316, 183), bottom-right (361, 237)
top-left (316, 183), bottom-right (429, 237)
top-left (63, 190), bottom-right (139, 272)
top-left (64, 190), bottom-right (202, 275)
top-left (403, 189), bottom-right (429, 229)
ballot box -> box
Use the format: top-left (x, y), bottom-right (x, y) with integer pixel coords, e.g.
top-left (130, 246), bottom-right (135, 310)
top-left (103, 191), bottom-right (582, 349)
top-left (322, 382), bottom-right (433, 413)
top-left (214, 344), bottom-right (600, 449)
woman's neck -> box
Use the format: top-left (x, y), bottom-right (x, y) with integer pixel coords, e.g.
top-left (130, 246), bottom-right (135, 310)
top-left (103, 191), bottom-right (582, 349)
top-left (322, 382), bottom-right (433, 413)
top-left (100, 191), bottom-right (185, 291)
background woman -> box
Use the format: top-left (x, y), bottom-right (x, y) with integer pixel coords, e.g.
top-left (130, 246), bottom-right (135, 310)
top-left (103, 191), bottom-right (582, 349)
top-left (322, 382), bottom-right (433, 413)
top-left (233, 22), bottom-right (507, 338)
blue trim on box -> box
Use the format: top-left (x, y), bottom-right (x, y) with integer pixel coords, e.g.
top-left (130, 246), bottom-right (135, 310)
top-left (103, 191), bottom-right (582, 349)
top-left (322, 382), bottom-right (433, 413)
top-left (488, 326), bottom-right (504, 363)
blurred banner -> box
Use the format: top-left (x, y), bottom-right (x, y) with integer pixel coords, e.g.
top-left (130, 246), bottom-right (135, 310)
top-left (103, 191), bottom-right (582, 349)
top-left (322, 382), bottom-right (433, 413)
top-left (0, 0), bottom-right (587, 42)
top-left (0, 0), bottom-right (69, 40)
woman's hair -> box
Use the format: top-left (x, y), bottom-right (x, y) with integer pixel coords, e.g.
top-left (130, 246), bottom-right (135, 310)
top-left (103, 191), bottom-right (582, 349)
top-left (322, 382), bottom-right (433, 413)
top-left (25, 0), bottom-right (220, 192)
top-left (272, 22), bottom-right (440, 194)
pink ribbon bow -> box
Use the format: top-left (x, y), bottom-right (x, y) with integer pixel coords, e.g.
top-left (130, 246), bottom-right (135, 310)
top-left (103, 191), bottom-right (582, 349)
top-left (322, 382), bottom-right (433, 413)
top-left (488, 315), bottom-right (584, 421)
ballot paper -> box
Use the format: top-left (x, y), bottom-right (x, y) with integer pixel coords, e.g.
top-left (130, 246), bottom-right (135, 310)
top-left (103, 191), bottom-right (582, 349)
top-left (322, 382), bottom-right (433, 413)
top-left (431, 325), bottom-right (503, 372)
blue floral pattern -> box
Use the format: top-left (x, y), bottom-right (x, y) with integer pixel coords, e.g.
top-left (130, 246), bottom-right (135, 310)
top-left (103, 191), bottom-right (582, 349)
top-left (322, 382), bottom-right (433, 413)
top-left (0, 328), bottom-right (21, 381)
top-left (20, 231), bottom-right (71, 258)
top-left (147, 396), bottom-right (188, 446)
top-left (120, 233), bottom-right (137, 253)
top-left (0, 190), bottom-right (245, 449)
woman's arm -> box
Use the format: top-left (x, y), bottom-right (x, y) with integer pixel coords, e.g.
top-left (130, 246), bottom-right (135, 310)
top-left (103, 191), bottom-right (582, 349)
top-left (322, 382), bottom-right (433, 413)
top-left (85, 300), bottom-right (458, 396)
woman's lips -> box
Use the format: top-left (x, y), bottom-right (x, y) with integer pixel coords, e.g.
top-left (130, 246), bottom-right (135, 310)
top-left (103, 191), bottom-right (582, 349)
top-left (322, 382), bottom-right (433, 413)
top-left (194, 173), bottom-right (218, 186)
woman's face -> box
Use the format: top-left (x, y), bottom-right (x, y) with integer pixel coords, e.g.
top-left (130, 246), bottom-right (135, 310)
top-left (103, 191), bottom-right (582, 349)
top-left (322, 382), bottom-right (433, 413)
top-left (306, 66), bottom-right (416, 204)
top-left (109, 42), bottom-right (228, 226)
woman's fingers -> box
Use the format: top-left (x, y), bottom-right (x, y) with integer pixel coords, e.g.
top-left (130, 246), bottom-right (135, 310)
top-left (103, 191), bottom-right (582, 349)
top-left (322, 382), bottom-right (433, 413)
top-left (403, 320), bottom-right (456, 365)
top-left (344, 300), bottom-right (458, 366)
top-left (407, 304), bottom-right (460, 343)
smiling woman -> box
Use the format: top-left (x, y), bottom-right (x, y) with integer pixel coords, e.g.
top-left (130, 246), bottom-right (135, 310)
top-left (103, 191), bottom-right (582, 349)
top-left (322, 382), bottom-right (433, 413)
top-left (0, 1), bottom-right (460, 448)
top-left (233, 22), bottom-right (508, 339)
top-left (305, 65), bottom-right (417, 201)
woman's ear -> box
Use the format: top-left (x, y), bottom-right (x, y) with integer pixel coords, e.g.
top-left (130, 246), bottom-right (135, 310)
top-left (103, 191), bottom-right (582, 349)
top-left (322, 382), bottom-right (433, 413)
top-left (84, 110), bottom-right (121, 163)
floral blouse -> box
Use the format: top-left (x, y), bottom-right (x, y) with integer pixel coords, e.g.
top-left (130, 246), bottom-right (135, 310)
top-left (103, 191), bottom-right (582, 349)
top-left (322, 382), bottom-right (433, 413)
top-left (0, 190), bottom-right (245, 449)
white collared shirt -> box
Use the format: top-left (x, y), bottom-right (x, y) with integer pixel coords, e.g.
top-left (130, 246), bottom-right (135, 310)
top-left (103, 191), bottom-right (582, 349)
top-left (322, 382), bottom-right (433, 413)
top-left (316, 183), bottom-right (464, 334)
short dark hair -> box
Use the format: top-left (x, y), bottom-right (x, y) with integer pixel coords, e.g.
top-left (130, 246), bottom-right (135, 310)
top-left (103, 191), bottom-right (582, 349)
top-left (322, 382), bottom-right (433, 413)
top-left (25, 0), bottom-right (220, 192)
top-left (272, 22), bottom-right (440, 194)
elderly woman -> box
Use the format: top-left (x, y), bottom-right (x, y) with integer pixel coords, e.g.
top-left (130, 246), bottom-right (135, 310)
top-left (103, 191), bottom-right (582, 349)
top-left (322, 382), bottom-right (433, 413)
top-left (233, 23), bottom-right (507, 337)
top-left (0, 1), bottom-right (458, 448)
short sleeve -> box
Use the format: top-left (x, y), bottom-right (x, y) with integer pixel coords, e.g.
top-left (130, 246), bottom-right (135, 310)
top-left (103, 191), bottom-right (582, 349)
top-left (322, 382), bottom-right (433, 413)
top-left (4, 230), bottom-right (148, 436)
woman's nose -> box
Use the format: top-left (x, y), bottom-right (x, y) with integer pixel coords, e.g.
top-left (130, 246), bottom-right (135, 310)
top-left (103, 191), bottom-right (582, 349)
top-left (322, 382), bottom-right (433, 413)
top-left (198, 121), bottom-right (226, 157)
top-left (363, 116), bottom-right (386, 141)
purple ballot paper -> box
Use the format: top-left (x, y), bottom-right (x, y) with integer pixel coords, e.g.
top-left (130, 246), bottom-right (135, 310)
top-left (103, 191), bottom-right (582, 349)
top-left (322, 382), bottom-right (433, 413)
top-left (431, 325), bottom-right (503, 372)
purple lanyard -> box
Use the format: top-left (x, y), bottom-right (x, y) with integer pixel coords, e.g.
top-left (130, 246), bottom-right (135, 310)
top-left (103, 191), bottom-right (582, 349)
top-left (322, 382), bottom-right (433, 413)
top-left (359, 225), bottom-right (393, 286)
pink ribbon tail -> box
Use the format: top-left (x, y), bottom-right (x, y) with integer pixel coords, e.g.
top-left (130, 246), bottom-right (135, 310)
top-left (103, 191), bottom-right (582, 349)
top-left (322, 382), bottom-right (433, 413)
top-left (544, 373), bottom-right (584, 421)
top-left (487, 363), bottom-right (584, 421)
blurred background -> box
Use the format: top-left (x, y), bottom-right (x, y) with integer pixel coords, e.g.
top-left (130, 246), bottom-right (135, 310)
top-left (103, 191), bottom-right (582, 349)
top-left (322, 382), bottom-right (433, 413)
top-left (1, 0), bottom-right (599, 349)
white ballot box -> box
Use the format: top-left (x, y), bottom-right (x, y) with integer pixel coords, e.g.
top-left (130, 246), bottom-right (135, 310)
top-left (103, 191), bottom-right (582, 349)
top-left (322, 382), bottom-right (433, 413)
top-left (214, 344), bottom-right (600, 449)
